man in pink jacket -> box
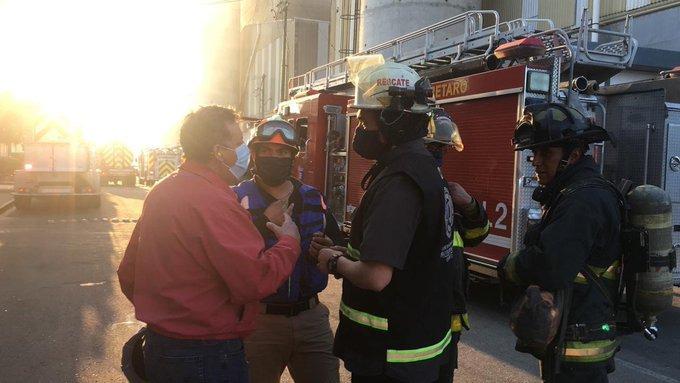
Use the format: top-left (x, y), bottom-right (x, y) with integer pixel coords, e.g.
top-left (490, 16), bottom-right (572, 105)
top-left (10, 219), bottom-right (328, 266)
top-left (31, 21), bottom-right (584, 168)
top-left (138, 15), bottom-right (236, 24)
top-left (118, 105), bottom-right (300, 383)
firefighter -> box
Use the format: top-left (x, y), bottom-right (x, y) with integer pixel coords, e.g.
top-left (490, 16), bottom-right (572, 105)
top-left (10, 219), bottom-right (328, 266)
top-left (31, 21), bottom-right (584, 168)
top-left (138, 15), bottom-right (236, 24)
top-left (424, 108), bottom-right (490, 382)
top-left (500, 102), bottom-right (621, 382)
top-left (312, 60), bottom-right (461, 383)
top-left (232, 117), bottom-right (342, 383)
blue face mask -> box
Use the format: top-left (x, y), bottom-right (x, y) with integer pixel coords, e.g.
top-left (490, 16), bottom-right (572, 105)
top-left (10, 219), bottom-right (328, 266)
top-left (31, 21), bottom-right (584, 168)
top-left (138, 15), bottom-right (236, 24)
top-left (229, 143), bottom-right (250, 180)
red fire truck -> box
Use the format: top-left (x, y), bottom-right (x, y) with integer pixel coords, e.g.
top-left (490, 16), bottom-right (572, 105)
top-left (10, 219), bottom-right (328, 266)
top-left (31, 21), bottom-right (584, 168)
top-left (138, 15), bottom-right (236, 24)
top-left (276, 10), bottom-right (680, 281)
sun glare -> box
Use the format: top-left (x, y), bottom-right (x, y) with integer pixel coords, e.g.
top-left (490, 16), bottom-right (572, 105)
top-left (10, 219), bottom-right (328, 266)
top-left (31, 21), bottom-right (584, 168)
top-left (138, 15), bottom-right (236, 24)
top-left (0, 0), bottom-right (222, 152)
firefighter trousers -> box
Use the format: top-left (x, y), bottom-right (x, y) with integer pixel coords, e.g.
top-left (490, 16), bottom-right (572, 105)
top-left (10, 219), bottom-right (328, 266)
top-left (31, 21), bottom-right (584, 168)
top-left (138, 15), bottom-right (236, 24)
top-left (541, 359), bottom-right (614, 383)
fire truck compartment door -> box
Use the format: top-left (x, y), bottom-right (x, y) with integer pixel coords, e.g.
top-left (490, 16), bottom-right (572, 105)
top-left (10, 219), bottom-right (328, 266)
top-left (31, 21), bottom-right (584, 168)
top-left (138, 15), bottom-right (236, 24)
top-left (666, 117), bottom-right (680, 285)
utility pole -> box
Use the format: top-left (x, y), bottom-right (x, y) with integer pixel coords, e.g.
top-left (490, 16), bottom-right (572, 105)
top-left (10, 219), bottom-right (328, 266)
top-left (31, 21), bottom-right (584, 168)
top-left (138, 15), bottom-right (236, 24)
top-left (273, 0), bottom-right (289, 102)
top-left (259, 74), bottom-right (267, 118)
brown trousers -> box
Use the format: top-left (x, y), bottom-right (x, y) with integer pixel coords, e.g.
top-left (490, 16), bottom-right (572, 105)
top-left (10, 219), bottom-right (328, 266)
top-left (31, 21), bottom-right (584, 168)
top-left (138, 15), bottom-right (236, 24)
top-left (244, 302), bottom-right (340, 383)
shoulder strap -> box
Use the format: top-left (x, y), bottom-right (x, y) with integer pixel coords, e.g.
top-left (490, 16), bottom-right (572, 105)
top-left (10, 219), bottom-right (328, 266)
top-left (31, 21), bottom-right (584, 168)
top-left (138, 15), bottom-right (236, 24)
top-left (560, 177), bottom-right (622, 316)
top-left (580, 266), bottom-right (615, 309)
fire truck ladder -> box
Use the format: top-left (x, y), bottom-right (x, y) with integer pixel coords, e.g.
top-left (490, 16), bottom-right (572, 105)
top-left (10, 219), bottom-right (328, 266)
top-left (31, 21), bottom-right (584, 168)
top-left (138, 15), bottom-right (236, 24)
top-left (288, 9), bottom-right (637, 95)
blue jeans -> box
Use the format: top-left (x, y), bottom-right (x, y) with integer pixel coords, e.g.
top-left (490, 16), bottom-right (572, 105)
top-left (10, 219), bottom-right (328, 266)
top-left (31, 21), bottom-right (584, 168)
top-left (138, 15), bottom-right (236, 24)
top-left (143, 329), bottom-right (249, 383)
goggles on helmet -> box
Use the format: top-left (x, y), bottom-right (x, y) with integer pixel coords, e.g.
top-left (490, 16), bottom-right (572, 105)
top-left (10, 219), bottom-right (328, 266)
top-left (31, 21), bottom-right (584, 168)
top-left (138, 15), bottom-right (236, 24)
top-left (259, 123), bottom-right (296, 142)
top-left (250, 119), bottom-right (299, 150)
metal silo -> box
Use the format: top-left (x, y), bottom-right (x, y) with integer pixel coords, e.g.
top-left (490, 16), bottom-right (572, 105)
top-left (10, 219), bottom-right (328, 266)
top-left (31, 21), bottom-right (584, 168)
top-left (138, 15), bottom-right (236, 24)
top-left (358, 0), bottom-right (482, 50)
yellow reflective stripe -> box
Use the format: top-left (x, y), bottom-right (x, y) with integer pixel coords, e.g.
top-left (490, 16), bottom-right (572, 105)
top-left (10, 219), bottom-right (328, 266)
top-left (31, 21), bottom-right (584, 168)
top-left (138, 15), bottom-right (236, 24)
top-left (453, 231), bottom-right (464, 248)
top-left (387, 330), bottom-right (452, 363)
top-left (451, 313), bottom-right (470, 332)
top-left (574, 273), bottom-right (588, 284)
top-left (339, 301), bottom-right (388, 331)
top-left (463, 222), bottom-right (491, 240)
top-left (346, 244), bottom-right (361, 260)
top-left (573, 260), bottom-right (620, 284)
top-left (562, 339), bottom-right (618, 363)
top-left (451, 315), bottom-right (462, 332)
top-left (601, 261), bottom-right (620, 280)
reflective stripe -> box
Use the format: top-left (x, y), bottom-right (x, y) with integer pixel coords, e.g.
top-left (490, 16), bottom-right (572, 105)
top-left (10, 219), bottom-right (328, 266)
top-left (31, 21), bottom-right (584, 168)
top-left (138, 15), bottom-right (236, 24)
top-left (453, 231), bottom-right (464, 248)
top-left (451, 313), bottom-right (469, 332)
top-left (600, 261), bottom-right (619, 280)
top-left (451, 315), bottom-right (462, 332)
top-left (562, 339), bottom-right (618, 363)
top-left (574, 260), bottom-right (620, 284)
top-left (346, 244), bottom-right (361, 261)
top-left (339, 301), bottom-right (388, 331)
top-left (463, 222), bottom-right (491, 240)
top-left (387, 330), bottom-right (452, 363)
top-left (630, 212), bottom-right (672, 230)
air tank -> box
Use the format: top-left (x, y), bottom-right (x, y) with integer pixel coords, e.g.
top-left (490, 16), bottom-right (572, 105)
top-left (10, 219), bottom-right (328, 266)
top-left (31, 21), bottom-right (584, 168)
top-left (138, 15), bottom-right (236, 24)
top-left (358, 0), bottom-right (482, 50)
top-left (627, 185), bottom-right (675, 340)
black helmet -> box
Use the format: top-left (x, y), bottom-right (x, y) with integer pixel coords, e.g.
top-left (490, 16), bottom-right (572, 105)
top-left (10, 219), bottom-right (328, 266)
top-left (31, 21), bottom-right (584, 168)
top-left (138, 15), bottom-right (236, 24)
top-left (512, 102), bottom-right (610, 151)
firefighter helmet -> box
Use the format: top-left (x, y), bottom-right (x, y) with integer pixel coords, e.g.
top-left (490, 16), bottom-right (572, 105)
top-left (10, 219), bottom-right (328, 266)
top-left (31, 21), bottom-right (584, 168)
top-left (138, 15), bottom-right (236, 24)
top-left (425, 108), bottom-right (464, 151)
top-left (348, 57), bottom-right (432, 114)
top-left (512, 102), bottom-right (610, 151)
top-left (248, 116), bottom-right (299, 153)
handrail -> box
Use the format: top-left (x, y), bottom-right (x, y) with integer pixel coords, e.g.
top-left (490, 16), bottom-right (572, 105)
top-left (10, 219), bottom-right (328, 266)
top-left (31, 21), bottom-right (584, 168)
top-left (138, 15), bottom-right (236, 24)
top-left (289, 10), bottom-right (501, 93)
top-left (288, 8), bottom-right (638, 95)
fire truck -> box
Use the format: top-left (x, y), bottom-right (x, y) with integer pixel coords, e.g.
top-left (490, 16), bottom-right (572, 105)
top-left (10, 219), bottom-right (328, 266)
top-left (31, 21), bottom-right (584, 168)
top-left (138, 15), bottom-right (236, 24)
top-left (97, 142), bottom-right (136, 186)
top-left (138, 147), bottom-right (182, 186)
top-left (276, 9), bottom-right (680, 282)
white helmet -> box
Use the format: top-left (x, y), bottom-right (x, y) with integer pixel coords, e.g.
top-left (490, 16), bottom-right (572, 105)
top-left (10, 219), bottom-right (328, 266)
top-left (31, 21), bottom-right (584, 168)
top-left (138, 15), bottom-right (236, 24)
top-left (348, 55), bottom-right (432, 113)
top-left (424, 108), bottom-right (464, 151)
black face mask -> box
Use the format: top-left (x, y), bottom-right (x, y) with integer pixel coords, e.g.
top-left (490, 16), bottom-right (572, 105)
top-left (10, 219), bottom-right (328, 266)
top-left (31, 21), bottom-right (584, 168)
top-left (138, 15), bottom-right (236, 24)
top-left (427, 144), bottom-right (445, 168)
top-left (254, 156), bottom-right (293, 186)
top-left (352, 126), bottom-right (390, 160)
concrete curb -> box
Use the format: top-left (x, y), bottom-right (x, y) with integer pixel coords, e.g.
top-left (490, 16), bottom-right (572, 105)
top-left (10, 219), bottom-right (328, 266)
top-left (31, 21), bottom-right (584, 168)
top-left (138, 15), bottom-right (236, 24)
top-left (0, 200), bottom-right (14, 215)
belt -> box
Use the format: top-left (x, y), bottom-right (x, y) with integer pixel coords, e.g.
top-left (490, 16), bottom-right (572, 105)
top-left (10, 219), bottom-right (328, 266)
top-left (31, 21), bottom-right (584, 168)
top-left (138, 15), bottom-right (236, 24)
top-left (565, 323), bottom-right (616, 342)
top-left (261, 295), bottom-right (319, 317)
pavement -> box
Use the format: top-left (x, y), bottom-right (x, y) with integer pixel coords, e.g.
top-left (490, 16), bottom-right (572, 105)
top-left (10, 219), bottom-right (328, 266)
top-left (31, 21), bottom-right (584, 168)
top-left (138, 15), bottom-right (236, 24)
top-left (1, 186), bottom-right (679, 382)
top-left (0, 186), bottom-right (14, 213)
top-left (0, 186), bottom-right (146, 383)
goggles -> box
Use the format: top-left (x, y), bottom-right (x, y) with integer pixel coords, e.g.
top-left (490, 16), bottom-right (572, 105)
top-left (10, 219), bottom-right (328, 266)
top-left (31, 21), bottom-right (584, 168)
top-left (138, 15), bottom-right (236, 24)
top-left (256, 120), bottom-right (298, 146)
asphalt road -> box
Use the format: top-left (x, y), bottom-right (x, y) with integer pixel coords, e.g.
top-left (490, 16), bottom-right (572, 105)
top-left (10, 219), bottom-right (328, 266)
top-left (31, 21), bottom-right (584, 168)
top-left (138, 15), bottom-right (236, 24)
top-left (0, 186), bottom-right (678, 382)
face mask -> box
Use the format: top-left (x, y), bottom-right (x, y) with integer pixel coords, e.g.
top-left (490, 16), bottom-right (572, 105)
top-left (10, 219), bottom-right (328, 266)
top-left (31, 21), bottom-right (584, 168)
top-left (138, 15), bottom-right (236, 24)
top-left (431, 149), bottom-right (444, 168)
top-left (215, 143), bottom-right (250, 181)
top-left (352, 126), bottom-right (389, 160)
top-left (254, 156), bottom-right (293, 186)
top-left (229, 143), bottom-right (251, 180)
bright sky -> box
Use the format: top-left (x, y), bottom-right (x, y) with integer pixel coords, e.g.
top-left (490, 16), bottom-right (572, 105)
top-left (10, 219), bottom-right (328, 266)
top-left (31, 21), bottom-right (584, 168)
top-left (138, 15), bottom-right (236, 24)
top-left (0, 0), bottom-right (231, 152)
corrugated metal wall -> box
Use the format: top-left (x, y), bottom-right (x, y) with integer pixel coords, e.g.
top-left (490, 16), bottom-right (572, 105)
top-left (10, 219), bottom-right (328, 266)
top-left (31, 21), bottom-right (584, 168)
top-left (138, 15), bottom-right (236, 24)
top-left (539, 0), bottom-right (577, 28)
top-left (481, 0), bottom-right (669, 28)
top-left (602, 0), bottom-right (671, 17)
top-left (481, 0), bottom-right (523, 22)
top-left (601, 0), bottom-right (627, 16)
